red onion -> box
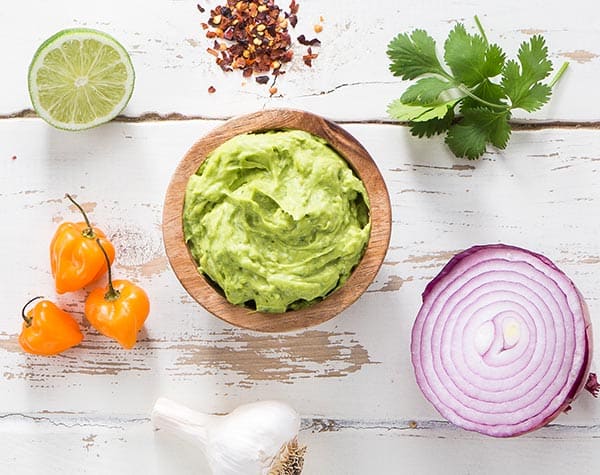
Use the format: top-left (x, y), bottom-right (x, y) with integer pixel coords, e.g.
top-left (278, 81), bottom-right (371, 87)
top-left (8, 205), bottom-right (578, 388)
top-left (411, 244), bottom-right (593, 437)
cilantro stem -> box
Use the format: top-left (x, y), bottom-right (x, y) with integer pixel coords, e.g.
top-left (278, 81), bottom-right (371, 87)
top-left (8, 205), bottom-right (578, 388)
top-left (456, 84), bottom-right (508, 111)
top-left (435, 70), bottom-right (455, 82)
top-left (549, 62), bottom-right (569, 88)
top-left (474, 15), bottom-right (488, 45)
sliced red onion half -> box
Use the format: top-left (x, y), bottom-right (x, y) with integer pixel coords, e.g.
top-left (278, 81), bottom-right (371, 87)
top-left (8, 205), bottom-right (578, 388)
top-left (411, 244), bottom-right (593, 437)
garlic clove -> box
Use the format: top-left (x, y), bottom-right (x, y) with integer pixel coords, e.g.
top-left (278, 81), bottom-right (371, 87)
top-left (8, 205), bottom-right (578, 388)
top-left (151, 398), bottom-right (306, 475)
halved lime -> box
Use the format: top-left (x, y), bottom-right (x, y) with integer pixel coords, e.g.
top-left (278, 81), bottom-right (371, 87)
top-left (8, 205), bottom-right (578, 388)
top-left (28, 28), bottom-right (135, 131)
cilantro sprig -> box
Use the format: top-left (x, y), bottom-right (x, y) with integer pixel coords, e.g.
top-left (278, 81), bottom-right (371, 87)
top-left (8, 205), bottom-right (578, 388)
top-left (386, 16), bottom-right (568, 159)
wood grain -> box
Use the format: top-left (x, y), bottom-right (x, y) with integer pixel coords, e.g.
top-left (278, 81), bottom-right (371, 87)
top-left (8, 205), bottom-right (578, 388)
top-left (2, 0), bottom-right (600, 122)
top-left (2, 119), bottom-right (600, 474)
top-left (3, 1), bottom-right (600, 473)
top-left (1, 412), bottom-right (599, 475)
top-left (163, 109), bottom-right (392, 332)
top-left (1, 121), bottom-right (599, 424)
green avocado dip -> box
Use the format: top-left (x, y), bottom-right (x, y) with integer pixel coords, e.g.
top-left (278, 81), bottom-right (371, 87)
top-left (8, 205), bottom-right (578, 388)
top-left (183, 129), bottom-right (371, 313)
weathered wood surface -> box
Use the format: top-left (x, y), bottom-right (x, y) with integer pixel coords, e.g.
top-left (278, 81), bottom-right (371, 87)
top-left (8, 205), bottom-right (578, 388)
top-left (1, 121), bottom-right (600, 475)
top-left (1, 0), bottom-right (599, 122)
top-left (1, 413), bottom-right (599, 474)
top-left (2, 0), bottom-right (600, 473)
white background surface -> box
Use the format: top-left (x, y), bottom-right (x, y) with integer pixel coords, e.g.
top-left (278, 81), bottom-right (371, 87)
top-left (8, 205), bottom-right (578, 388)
top-left (1, 1), bottom-right (599, 473)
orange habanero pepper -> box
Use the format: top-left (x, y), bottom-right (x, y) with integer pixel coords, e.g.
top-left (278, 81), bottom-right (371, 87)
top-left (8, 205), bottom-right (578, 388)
top-left (51, 194), bottom-right (115, 294)
top-left (19, 296), bottom-right (83, 355)
top-left (85, 239), bottom-right (150, 349)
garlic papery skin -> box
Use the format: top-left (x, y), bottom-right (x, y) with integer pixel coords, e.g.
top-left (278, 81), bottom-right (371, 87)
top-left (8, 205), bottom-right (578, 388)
top-left (151, 398), bottom-right (304, 475)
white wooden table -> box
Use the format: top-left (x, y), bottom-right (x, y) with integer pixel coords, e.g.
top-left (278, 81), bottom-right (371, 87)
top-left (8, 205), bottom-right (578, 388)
top-left (2, 1), bottom-right (600, 473)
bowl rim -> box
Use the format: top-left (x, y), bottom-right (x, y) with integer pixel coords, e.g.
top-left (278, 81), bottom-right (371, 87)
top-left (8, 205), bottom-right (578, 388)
top-left (162, 108), bottom-right (391, 332)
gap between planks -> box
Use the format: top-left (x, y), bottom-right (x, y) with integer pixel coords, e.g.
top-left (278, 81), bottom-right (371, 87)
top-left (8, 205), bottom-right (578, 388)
top-left (2, 109), bottom-right (600, 129)
top-left (1, 412), bottom-right (599, 439)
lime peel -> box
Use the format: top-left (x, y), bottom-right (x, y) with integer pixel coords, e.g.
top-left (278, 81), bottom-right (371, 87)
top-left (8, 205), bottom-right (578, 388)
top-left (28, 28), bottom-right (135, 131)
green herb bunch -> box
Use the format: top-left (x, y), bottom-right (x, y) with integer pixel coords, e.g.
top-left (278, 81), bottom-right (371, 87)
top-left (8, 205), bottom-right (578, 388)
top-left (386, 16), bottom-right (568, 159)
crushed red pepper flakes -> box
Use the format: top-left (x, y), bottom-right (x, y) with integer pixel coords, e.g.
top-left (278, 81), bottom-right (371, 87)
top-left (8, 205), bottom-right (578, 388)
top-left (297, 34), bottom-right (321, 47)
top-left (11, 155), bottom-right (17, 160)
top-left (269, 86), bottom-right (278, 95)
top-left (302, 46), bottom-right (318, 67)
top-left (197, 4), bottom-right (206, 13)
top-left (208, 85), bottom-right (216, 93)
top-left (287, 0), bottom-right (298, 27)
top-left (197, 0), bottom-right (320, 88)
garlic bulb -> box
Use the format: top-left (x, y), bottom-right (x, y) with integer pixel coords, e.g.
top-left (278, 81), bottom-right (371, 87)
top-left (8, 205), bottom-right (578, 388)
top-left (151, 398), bottom-right (306, 475)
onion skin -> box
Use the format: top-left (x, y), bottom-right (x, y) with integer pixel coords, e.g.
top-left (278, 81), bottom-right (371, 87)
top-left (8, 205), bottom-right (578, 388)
top-left (411, 244), bottom-right (593, 437)
top-left (585, 373), bottom-right (600, 397)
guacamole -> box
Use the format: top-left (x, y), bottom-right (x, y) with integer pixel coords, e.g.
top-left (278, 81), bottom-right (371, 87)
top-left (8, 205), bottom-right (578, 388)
top-left (183, 130), bottom-right (371, 313)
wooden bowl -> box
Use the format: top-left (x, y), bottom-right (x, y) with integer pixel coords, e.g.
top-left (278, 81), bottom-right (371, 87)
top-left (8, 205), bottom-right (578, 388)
top-left (163, 109), bottom-right (391, 332)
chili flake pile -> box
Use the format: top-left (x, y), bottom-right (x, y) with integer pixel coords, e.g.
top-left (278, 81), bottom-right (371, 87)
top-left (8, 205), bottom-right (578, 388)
top-left (198, 0), bottom-right (320, 88)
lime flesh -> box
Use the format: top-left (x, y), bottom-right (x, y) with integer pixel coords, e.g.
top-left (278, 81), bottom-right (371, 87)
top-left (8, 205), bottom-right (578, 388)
top-left (28, 28), bottom-right (135, 130)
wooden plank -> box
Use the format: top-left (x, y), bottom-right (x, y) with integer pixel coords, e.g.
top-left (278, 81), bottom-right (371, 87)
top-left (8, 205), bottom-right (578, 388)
top-left (1, 413), bottom-right (599, 474)
top-left (1, 120), bottom-right (599, 430)
top-left (1, 0), bottom-right (599, 121)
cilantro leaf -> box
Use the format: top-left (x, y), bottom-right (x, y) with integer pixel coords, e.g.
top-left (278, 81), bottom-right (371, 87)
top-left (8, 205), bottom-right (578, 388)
top-left (409, 108), bottom-right (455, 138)
top-left (445, 122), bottom-right (488, 159)
top-left (501, 60), bottom-right (527, 106)
top-left (518, 35), bottom-right (552, 84)
top-left (446, 107), bottom-right (511, 159)
top-left (388, 98), bottom-right (457, 122)
top-left (401, 77), bottom-right (455, 105)
top-left (387, 30), bottom-right (446, 80)
top-left (482, 110), bottom-right (511, 149)
top-left (515, 83), bottom-right (552, 112)
top-left (501, 35), bottom-right (553, 111)
top-left (481, 44), bottom-right (506, 78)
top-left (444, 24), bottom-right (505, 86)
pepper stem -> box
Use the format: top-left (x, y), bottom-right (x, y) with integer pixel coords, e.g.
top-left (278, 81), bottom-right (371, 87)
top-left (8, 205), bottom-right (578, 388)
top-left (95, 238), bottom-right (120, 301)
top-left (21, 296), bottom-right (44, 327)
top-left (65, 193), bottom-right (95, 239)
